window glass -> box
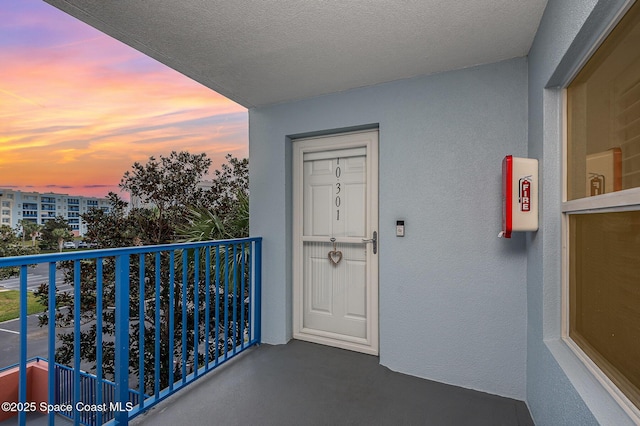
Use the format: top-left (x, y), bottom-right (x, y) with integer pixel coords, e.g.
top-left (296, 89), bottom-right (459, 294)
top-left (569, 211), bottom-right (640, 407)
top-left (567, 1), bottom-right (640, 200)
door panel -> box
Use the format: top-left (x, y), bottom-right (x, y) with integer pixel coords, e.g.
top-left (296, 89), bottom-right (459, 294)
top-left (308, 185), bottom-right (332, 236)
top-left (303, 241), bottom-right (367, 338)
top-left (293, 131), bottom-right (378, 355)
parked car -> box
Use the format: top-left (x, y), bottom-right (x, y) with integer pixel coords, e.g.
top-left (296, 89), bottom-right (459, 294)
top-left (77, 241), bottom-right (88, 248)
top-left (63, 241), bottom-right (76, 249)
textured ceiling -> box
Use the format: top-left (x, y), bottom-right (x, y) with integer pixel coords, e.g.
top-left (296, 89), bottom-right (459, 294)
top-left (44, 0), bottom-right (548, 108)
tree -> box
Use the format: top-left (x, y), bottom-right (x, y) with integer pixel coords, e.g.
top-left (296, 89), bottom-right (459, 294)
top-left (19, 220), bottom-right (42, 247)
top-left (36, 152), bottom-right (249, 394)
top-left (39, 217), bottom-right (73, 251)
top-left (0, 225), bottom-right (39, 279)
top-left (202, 154), bottom-right (248, 219)
top-left (120, 151), bottom-right (212, 244)
top-left (52, 228), bottom-right (70, 252)
top-left (177, 189), bottom-right (249, 242)
top-left (175, 153), bottom-right (248, 242)
top-left (79, 192), bottom-right (141, 249)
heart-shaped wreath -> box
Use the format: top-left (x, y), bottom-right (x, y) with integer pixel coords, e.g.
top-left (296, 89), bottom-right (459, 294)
top-left (328, 250), bottom-right (343, 266)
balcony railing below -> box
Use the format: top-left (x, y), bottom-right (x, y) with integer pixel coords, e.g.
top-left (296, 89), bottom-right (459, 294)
top-left (0, 237), bottom-right (262, 426)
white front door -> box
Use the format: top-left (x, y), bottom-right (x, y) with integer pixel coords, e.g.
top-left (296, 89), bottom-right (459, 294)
top-left (293, 130), bottom-right (378, 355)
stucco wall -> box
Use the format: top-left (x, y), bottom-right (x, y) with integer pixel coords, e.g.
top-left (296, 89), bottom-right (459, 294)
top-left (250, 57), bottom-right (528, 399)
top-left (527, 0), bottom-right (637, 424)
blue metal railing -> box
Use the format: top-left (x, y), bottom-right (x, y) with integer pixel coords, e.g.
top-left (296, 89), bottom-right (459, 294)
top-left (0, 237), bottom-right (262, 426)
top-left (55, 363), bottom-right (143, 425)
top-left (0, 358), bottom-right (141, 426)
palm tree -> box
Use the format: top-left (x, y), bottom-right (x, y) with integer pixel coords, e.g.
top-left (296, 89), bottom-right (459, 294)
top-left (19, 220), bottom-right (42, 247)
top-left (177, 190), bottom-right (248, 242)
top-left (52, 228), bottom-right (71, 252)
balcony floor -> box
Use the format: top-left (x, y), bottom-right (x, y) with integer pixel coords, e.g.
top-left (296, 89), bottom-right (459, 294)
top-left (132, 340), bottom-right (534, 426)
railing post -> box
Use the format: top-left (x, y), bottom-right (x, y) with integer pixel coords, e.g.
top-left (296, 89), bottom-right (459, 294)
top-left (254, 238), bottom-right (262, 344)
top-left (114, 254), bottom-right (130, 425)
top-left (18, 266), bottom-right (27, 426)
top-left (73, 260), bottom-right (81, 426)
top-left (48, 262), bottom-right (56, 426)
top-left (96, 258), bottom-right (104, 426)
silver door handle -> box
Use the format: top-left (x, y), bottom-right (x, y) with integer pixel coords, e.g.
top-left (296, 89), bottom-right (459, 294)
top-left (362, 231), bottom-right (377, 254)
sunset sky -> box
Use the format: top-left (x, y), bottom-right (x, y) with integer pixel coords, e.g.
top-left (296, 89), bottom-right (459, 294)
top-left (0, 0), bottom-right (248, 199)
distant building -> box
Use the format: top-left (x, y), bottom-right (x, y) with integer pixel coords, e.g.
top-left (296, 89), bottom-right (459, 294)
top-left (0, 188), bottom-right (110, 236)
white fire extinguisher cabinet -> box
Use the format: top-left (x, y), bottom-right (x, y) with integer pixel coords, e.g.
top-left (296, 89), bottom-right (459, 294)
top-left (500, 155), bottom-right (538, 238)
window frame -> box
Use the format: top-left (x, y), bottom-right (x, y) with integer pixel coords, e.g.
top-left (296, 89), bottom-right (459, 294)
top-left (561, 55), bottom-right (640, 421)
top-left (558, 2), bottom-right (640, 420)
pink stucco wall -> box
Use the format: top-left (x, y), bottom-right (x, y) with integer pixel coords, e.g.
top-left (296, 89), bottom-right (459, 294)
top-left (0, 360), bottom-right (49, 421)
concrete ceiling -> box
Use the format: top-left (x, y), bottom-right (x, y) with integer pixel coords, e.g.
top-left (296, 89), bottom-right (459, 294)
top-left (44, 0), bottom-right (548, 108)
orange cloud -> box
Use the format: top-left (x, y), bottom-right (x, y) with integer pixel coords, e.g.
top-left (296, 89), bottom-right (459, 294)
top-left (0, 22), bottom-right (247, 198)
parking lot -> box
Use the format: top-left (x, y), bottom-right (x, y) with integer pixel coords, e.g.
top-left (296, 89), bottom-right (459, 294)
top-left (0, 263), bottom-right (70, 294)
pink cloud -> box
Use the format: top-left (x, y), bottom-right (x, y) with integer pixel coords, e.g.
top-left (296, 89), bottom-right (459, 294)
top-left (1, 2), bottom-right (247, 198)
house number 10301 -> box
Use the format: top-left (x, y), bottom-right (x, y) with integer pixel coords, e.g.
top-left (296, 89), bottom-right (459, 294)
top-left (335, 158), bottom-right (341, 221)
